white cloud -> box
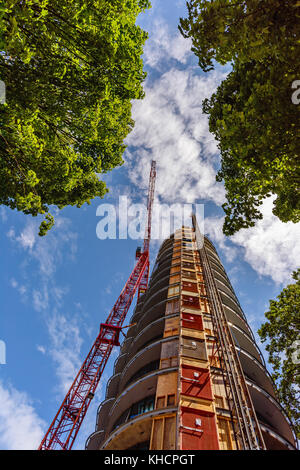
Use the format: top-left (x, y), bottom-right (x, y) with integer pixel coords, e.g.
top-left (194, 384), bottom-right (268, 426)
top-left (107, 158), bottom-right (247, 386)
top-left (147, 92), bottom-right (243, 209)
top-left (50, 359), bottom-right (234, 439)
top-left (10, 277), bottom-right (27, 298)
top-left (46, 313), bottom-right (83, 395)
top-left (0, 380), bottom-right (46, 450)
top-left (7, 221), bottom-right (36, 250)
top-left (126, 65), bottom-right (227, 208)
top-left (33, 286), bottom-right (49, 312)
top-left (7, 215), bottom-right (77, 278)
top-left (10, 278), bottom-right (18, 289)
top-left (0, 206), bottom-right (7, 222)
top-left (17, 222), bottom-right (36, 249)
top-left (204, 198), bottom-right (300, 284)
top-left (37, 345), bottom-right (46, 355)
top-left (143, 19), bottom-right (192, 69)
top-left (6, 215), bottom-right (82, 401)
top-left (6, 227), bottom-right (15, 239)
top-left (231, 197), bottom-right (300, 284)
top-left (204, 215), bottom-right (238, 263)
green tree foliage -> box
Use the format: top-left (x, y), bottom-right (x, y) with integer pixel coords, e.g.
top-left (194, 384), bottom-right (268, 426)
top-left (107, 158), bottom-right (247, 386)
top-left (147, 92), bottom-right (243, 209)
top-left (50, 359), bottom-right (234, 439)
top-left (0, 0), bottom-right (150, 235)
top-left (179, 0), bottom-right (300, 235)
top-left (258, 269), bottom-right (300, 439)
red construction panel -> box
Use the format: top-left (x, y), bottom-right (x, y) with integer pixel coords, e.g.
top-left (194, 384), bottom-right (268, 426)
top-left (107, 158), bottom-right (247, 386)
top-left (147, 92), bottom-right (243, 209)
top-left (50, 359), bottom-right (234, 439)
top-left (180, 407), bottom-right (219, 450)
top-left (181, 364), bottom-right (213, 400)
top-left (182, 281), bottom-right (198, 293)
top-left (182, 295), bottom-right (200, 309)
top-left (182, 312), bottom-right (203, 331)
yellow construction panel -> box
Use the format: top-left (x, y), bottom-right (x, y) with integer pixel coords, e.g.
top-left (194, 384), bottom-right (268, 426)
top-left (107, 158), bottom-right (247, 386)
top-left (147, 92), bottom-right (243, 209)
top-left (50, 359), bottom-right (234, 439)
top-left (164, 317), bottom-right (180, 338)
top-left (156, 371), bottom-right (178, 399)
top-left (150, 418), bottom-right (163, 450)
top-left (169, 274), bottom-right (180, 284)
top-left (181, 290), bottom-right (199, 297)
top-left (212, 374), bottom-right (229, 410)
top-left (168, 285), bottom-right (180, 297)
top-left (150, 412), bottom-right (177, 449)
top-left (165, 316), bottom-right (180, 329)
top-left (180, 396), bottom-right (215, 414)
top-left (181, 308), bottom-right (202, 316)
top-left (171, 260), bottom-right (181, 267)
top-left (170, 266), bottom-right (180, 275)
top-left (181, 357), bottom-right (210, 369)
top-left (181, 328), bottom-right (204, 340)
top-left (217, 416), bottom-right (237, 450)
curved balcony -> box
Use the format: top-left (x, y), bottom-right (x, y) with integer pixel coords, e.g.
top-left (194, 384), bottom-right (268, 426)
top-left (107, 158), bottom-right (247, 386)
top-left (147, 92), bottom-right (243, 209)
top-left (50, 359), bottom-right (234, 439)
top-left (246, 378), bottom-right (296, 447)
top-left (105, 373), bottom-right (121, 400)
top-left (123, 322), bottom-right (138, 343)
top-left (214, 278), bottom-right (241, 308)
top-left (141, 284), bottom-right (169, 315)
top-left (119, 336), bottom-right (134, 356)
top-left (134, 300), bottom-right (167, 335)
top-left (85, 429), bottom-right (105, 450)
top-left (150, 260), bottom-right (172, 286)
top-left (129, 297), bottom-right (169, 344)
top-left (101, 406), bottom-right (177, 450)
top-left (229, 322), bottom-right (264, 365)
top-left (209, 257), bottom-right (228, 279)
top-left (205, 246), bottom-right (223, 265)
top-left (95, 397), bottom-right (115, 431)
top-left (149, 260), bottom-right (172, 289)
top-left (113, 353), bottom-right (128, 375)
top-left (206, 250), bottom-right (227, 274)
top-left (156, 238), bottom-right (174, 259)
top-left (237, 346), bottom-right (275, 398)
top-left (153, 244), bottom-right (173, 265)
top-left (143, 273), bottom-right (171, 307)
top-left (223, 305), bottom-right (255, 343)
top-left (119, 336), bottom-right (177, 392)
top-left (211, 268), bottom-right (231, 289)
top-left (152, 243), bottom-right (173, 268)
top-left (107, 366), bottom-right (177, 437)
top-left (155, 244), bottom-right (174, 264)
top-left (130, 296), bottom-right (146, 324)
top-left (204, 237), bottom-right (218, 253)
top-left (128, 316), bottom-right (166, 359)
top-left (259, 422), bottom-right (297, 450)
top-left (219, 290), bottom-right (245, 320)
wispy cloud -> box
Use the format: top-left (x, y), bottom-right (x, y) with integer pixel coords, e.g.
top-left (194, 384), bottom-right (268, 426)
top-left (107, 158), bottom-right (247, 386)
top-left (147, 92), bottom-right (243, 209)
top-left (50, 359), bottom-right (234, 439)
top-left (33, 286), bottom-right (49, 312)
top-left (204, 215), bottom-right (238, 263)
top-left (143, 19), bottom-right (192, 70)
top-left (231, 197), bottom-right (300, 284)
top-left (6, 215), bottom-right (83, 401)
top-left (126, 67), bottom-right (226, 208)
top-left (46, 313), bottom-right (83, 395)
top-left (0, 380), bottom-right (46, 450)
top-left (7, 215), bottom-right (77, 278)
top-left (37, 345), bottom-right (46, 355)
top-left (10, 277), bottom-right (28, 300)
top-left (204, 197), bottom-right (300, 285)
top-left (125, 18), bottom-right (228, 212)
top-left (0, 206), bottom-right (7, 223)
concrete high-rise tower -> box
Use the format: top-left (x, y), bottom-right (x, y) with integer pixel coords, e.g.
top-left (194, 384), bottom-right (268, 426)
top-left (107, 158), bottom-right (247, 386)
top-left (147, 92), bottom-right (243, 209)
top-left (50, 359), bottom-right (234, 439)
top-left (86, 222), bottom-right (297, 451)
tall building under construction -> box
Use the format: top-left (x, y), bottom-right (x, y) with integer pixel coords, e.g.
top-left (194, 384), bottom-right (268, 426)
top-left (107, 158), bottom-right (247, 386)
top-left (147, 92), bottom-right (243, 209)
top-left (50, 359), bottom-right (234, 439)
top-left (86, 221), bottom-right (296, 451)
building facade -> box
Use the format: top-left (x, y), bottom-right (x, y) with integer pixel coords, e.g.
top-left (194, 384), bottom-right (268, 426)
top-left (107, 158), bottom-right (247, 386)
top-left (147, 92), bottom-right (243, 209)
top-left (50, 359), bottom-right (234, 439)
top-left (86, 225), bottom-right (297, 451)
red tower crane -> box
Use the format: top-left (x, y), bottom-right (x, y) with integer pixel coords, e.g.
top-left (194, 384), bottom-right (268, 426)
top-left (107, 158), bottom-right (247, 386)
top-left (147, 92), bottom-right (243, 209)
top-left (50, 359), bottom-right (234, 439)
top-left (39, 161), bottom-right (157, 450)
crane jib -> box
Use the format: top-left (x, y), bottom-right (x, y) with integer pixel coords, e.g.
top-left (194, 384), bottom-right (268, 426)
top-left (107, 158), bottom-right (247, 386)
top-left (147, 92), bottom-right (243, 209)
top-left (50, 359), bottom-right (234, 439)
top-left (38, 162), bottom-right (156, 450)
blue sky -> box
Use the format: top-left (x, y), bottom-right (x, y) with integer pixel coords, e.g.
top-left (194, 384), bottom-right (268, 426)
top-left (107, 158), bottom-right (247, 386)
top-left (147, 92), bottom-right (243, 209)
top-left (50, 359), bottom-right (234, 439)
top-left (0, 0), bottom-right (299, 450)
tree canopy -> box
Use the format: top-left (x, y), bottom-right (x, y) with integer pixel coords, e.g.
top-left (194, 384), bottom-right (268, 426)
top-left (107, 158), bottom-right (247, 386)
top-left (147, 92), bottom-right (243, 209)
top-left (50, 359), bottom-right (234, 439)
top-left (179, 0), bottom-right (300, 235)
top-left (0, 0), bottom-right (150, 235)
top-left (258, 269), bottom-right (300, 439)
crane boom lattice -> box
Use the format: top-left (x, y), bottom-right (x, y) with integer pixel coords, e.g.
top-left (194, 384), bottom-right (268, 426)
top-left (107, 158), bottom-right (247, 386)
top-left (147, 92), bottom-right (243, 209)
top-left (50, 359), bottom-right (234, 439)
top-left (39, 161), bottom-right (156, 450)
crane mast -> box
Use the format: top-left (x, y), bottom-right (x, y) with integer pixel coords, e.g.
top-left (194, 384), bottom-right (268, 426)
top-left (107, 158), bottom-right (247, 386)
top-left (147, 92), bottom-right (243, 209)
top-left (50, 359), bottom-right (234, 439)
top-left (39, 161), bottom-right (156, 450)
